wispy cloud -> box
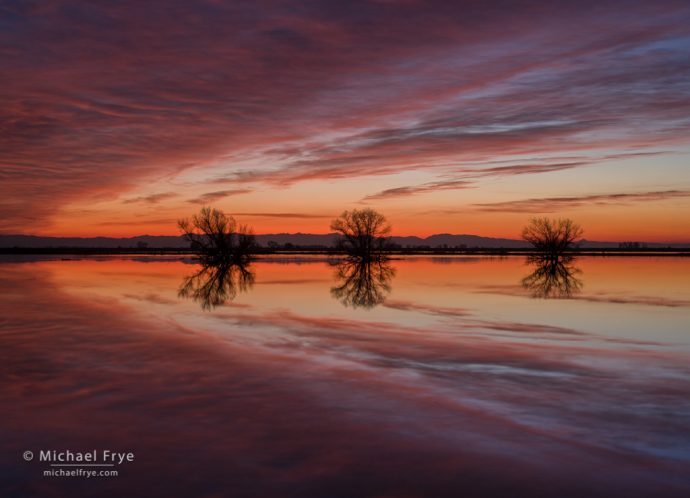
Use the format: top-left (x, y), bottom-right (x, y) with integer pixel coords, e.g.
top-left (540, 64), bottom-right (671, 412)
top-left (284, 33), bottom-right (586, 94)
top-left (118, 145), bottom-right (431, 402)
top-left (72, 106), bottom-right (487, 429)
top-left (234, 212), bottom-right (332, 219)
top-left (96, 218), bottom-right (177, 227)
top-left (2, 1), bottom-right (690, 231)
top-left (362, 162), bottom-right (589, 201)
top-left (122, 192), bottom-right (177, 204)
top-left (363, 180), bottom-right (474, 201)
top-left (473, 190), bottom-right (690, 213)
top-left (187, 189), bottom-right (252, 204)
top-left (360, 151), bottom-right (675, 201)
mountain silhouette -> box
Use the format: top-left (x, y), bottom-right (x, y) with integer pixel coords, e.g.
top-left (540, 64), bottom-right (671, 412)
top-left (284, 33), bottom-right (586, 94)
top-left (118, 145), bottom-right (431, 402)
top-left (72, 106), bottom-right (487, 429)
top-left (1, 233), bottom-right (688, 249)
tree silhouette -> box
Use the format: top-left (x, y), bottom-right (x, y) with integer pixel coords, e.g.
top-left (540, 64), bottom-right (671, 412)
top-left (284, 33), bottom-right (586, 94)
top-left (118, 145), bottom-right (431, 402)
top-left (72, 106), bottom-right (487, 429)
top-left (330, 258), bottom-right (396, 309)
top-left (178, 262), bottom-right (255, 310)
top-left (330, 208), bottom-right (391, 260)
top-left (179, 207), bottom-right (255, 264)
top-left (521, 255), bottom-right (583, 298)
top-left (522, 217), bottom-right (583, 257)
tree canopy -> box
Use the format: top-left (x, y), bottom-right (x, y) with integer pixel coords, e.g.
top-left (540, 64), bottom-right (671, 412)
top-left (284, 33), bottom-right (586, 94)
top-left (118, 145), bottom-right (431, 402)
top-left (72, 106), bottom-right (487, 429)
top-left (521, 217), bottom-right (583, 257)
top-left (330, 208), bottom-right (391, 260)
top-left (179, 207), bottom-right (255, 264)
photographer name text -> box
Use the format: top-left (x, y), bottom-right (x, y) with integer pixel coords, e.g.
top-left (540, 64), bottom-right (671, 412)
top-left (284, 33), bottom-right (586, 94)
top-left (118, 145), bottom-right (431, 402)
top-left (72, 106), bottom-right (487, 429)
top-left (37, 450), bottom-right (134, 465)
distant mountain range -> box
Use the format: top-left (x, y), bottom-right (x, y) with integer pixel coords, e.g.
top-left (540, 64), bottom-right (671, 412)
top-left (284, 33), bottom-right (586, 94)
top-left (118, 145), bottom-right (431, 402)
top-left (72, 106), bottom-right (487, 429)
top-left (1, 233), bottom-right (688, 249)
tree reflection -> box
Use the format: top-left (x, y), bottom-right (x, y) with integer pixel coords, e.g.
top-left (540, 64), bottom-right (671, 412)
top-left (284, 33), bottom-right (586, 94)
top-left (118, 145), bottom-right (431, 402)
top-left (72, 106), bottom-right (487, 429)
top-left (178, 262), bottom-right (254, 310)
top-left (330, 258), bottom-right (396, 309)
top-left (521, 255), bottom-right (583, 298)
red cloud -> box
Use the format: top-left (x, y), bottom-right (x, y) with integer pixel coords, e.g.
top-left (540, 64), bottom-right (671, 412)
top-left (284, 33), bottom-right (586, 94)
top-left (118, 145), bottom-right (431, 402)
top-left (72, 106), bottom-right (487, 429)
top-left (2, 1), bottom-right (690, 232)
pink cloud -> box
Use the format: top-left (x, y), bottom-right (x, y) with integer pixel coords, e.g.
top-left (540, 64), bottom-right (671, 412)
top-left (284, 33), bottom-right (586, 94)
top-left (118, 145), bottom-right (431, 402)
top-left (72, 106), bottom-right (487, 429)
top-left (2, 1), bottom-right (690, 231)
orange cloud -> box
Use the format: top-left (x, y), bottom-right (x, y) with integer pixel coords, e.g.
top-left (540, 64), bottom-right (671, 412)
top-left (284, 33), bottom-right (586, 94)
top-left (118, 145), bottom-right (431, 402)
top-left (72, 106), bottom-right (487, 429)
top-left (473, 190), bottom-right (690, 212)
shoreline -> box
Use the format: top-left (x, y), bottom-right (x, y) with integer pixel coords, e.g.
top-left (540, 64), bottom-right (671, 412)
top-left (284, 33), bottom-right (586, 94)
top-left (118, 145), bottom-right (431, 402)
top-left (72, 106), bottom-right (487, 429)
top-left (1, 248), bottom-right (689, 257)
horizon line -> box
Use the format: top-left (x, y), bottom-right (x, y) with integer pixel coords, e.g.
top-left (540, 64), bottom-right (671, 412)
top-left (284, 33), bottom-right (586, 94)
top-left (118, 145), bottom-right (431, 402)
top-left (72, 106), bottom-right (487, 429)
top-left (2, 233), bottom-right (690, 245)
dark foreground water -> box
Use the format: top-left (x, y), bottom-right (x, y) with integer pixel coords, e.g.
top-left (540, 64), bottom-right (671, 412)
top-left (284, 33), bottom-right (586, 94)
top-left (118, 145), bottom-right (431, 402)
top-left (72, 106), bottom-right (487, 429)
top-left (1, 255), bottom-right (689, 497)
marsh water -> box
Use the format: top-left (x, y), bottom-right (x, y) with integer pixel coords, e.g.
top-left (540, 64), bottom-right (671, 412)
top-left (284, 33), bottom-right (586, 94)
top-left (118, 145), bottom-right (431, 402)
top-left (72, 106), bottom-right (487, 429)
top-left (1, 255), bottom-right (689, 497)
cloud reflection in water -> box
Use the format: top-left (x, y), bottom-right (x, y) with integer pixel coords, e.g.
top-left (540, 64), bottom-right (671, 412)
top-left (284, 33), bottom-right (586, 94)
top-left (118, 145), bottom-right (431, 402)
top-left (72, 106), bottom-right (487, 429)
top-left (1, 256), bottom-right (689, 497)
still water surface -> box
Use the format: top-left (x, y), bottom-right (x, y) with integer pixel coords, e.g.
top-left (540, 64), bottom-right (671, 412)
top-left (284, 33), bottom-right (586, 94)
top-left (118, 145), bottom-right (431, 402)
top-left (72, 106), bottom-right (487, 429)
top-left (1, 255), bottom-right (689, 497)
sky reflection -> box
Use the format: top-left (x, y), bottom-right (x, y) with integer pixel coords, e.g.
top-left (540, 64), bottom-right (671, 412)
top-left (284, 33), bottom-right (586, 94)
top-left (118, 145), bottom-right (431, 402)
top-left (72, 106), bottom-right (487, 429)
top-left (1, 256), bottom-right (689, 497)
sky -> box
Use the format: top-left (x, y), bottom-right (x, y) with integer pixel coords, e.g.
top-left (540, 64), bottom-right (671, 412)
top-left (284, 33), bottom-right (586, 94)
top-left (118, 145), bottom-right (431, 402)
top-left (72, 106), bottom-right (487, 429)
top-left (1, 0), bottom-right (690, 242)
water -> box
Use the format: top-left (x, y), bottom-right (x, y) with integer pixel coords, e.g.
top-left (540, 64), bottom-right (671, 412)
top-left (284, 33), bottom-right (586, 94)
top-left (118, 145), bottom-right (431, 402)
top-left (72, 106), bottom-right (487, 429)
top-left (1, 255), bottom-right (689, 497)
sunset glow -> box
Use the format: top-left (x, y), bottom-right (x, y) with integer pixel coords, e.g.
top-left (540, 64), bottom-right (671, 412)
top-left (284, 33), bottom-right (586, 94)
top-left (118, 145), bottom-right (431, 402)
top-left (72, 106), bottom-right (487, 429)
top-left (2, 1), bottom-right (690, 241)
top-left (4, 4), bottom-right (690, 496)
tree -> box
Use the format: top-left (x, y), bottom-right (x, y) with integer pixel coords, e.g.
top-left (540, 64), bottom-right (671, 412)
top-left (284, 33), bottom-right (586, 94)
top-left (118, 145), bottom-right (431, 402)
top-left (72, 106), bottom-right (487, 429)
top-left (178, 207), bottom-right (255, 264)
top-left (330, 208), bottom-right (391, 260)
top-left (521, 217), bottom-right (583, 257)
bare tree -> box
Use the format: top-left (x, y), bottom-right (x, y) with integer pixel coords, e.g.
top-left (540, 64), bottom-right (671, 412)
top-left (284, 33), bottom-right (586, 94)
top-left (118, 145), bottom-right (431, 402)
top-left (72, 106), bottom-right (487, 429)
top-left (179, 207), bottom-right (255, 264)
top-left (521, 217), bottom-right (583, 257)
top-left (330, 208), bottom-right (391, 260)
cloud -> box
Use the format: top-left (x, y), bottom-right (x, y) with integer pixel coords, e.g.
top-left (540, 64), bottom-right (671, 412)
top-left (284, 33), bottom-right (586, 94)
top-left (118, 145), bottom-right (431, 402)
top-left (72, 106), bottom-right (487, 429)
top-left (362, 162), bottom-right (590, 201)
top-left (363, 180), bottom-right (474, 201)
top-left (473, 190), bottom-right (690, 213)
top-left (2, 1), bottom-right (690, 230)
top-left (234, 212), bottom-right (332, 219)
top-left (122, 192), bottom-right (177, 204)
top-left (187, 189), bottom-right (252, 204)
top-left (361, 151), bottom-right (675, 201)
top-left (96, 218), bottom-right (177, 227)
